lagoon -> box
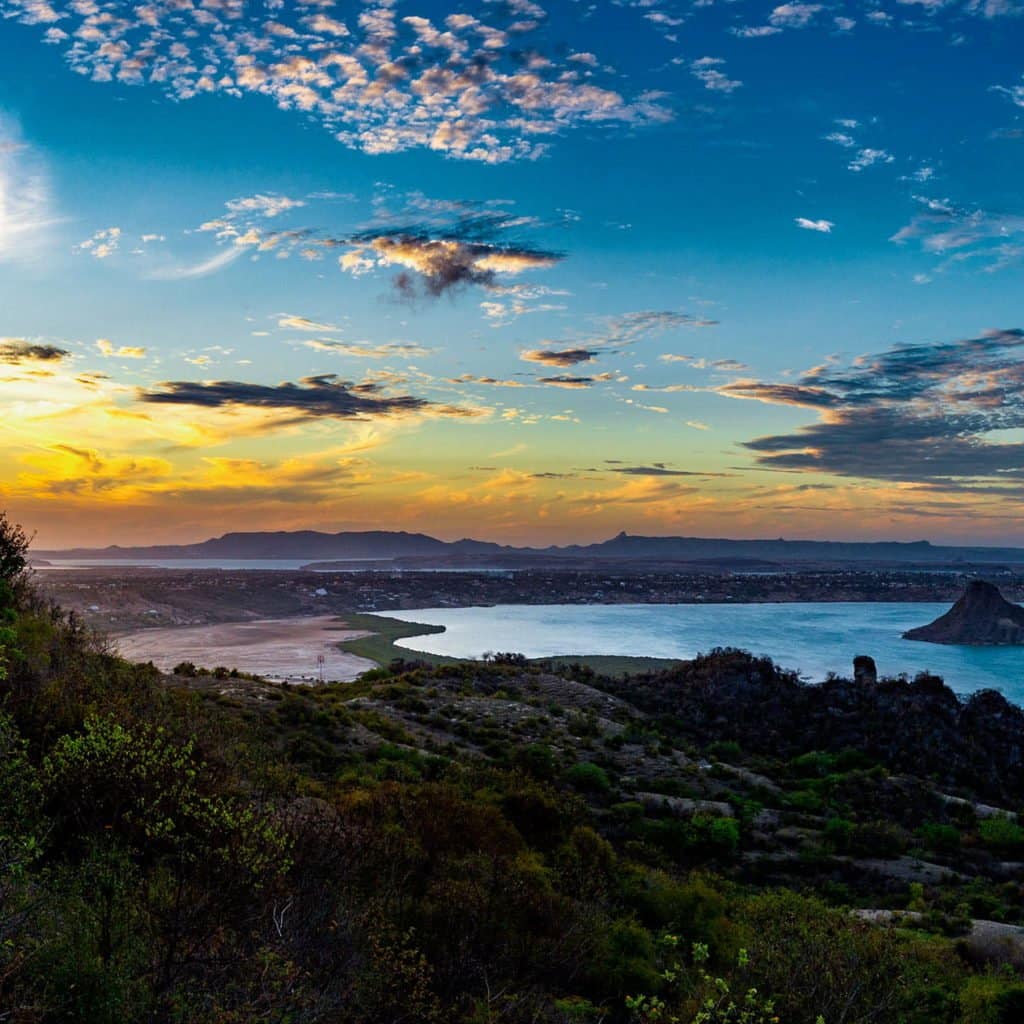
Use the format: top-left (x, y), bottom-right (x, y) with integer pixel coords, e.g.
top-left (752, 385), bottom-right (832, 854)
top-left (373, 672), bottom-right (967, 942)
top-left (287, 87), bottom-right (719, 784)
top-left (387, 602), bottom-right (1024, 703)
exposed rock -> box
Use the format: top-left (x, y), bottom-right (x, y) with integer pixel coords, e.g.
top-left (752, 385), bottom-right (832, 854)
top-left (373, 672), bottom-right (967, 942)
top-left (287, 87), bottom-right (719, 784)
top-left (853, 655), bottom-right (877, 685)
top-left (633, 792), bottom-right (734, 818)
top-left (904, 579), bottom-right (1024, 645)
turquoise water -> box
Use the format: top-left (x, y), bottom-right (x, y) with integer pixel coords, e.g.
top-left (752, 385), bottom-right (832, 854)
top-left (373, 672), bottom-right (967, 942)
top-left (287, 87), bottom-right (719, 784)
top-left (387, 602), bottom-right (1024, 703)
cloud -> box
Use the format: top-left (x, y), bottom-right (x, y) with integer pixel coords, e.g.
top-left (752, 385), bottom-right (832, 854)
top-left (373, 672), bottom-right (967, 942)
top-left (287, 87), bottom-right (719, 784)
top-left (5, 2), bottom-right (669, 164)
top-left (0, 117), bottom-right (59, 263)
top-left (849, 148), bottom-right (894, 172)
top-left (993, 77), bottom-right (1024, 108)
top-left (138, 374), bottom-right (474, 422)
top-left (731, 25), bottom-right (783, 37)
top-left (147, 246), bottom-right (246, 280)
top-left (690, 57), bottom-right (742, 93)
top-left (278, 315), bottom-right (341, 333)
top-left (226, 194), bottom-right (305, 218)
top-left (607, 464), bottom-right (719, 477)
top-left (795, 217), bottom-right (834, 233)
top-left (96, 339), bottom-right (146, 359)
top-left (337, 205), bottom-right (564, 298)
top-left (75, 226), bottom-right (121, 259)
top-left (769, 3), bottom-right (824, 28)
top-left (303, 340), bottom-right (434, 359)
top-left (523, 311), bottom-right (717, 375)
top-left (537, 375), bottom-right (599, 389)
top-left (449, 373), bottom-right (525, 387)
top-left (0, 338), bottom-right (69, 364)
top-left (521, 347), bottom-right (598, 367)
top-left (724, 329), bottom-right (1024, 491)
top-left (890, 195), bottom-right (1024, 274)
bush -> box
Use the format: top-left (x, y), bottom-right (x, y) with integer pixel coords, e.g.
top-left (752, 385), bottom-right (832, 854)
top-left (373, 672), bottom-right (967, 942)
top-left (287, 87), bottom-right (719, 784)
top-left (823, 816), bottom-right (854, 853)
top-left (565, 761), bottom-right (612, 793)
top-left (849, 820), bottom-right (909, 859)
top-left (958, 974), bottom-right (1024, 1024)
top-left (978, 816), bottom-right (1024, 855)
top-left (917, 822), bottom-right (962, 854)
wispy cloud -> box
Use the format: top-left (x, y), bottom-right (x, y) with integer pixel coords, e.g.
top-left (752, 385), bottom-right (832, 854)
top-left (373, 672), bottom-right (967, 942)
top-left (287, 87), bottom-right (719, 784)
top-left (890, 194), bottom-right (1024, 274)
top-left (690, 57), bottom-right (742, 93)
top-left (0, 116), bottom-right (59, 263)
top-left (146, 246), bottom-right (246, 280)
top-left (795, 217), bottom-right (834, 232)
top-left (303, 340), bottom-right (434, 360)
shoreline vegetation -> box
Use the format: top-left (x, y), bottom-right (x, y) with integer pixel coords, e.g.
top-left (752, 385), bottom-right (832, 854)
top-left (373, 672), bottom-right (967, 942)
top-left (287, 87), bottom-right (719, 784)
top-left (4, 513), bottom-right (1024, 1023)
top-left (337, 613), bottom-right (685, 678)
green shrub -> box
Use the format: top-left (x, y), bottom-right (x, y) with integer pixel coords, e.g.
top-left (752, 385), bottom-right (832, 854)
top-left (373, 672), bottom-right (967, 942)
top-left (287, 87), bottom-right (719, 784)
top-left (978, 816), bottom-right (1024, 855)
top-left (565, 761), bottom-right (612, 793)
top-left (849, 820), bottom-right (909, 859)
top-left (958, 974), bottom-right (1024, 1024)
top-left (917, 822), bottom-right (962, 854)
top-left (823, 816), bottom-right (854, 853)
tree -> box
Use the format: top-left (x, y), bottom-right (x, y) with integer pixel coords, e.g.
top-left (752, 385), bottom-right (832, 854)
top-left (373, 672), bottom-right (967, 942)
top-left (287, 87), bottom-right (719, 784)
top-left (0, 511), bottom-right (30, 588)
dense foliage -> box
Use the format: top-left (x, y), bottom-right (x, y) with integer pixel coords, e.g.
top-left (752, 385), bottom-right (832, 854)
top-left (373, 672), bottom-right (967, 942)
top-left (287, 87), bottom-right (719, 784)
top-left (1, 513), bottom-right (1023, 1023)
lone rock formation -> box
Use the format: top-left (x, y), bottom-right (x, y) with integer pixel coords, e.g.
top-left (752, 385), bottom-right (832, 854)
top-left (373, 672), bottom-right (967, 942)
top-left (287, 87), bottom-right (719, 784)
top-left (853, 655), bottom-right (878, 685)
top-left (903, 580), bottom-right (1024, 645)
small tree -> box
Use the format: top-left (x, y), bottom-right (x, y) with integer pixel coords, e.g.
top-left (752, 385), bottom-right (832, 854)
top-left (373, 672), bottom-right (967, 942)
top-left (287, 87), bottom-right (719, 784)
top-left (0, 512), bottom-right (30, 588)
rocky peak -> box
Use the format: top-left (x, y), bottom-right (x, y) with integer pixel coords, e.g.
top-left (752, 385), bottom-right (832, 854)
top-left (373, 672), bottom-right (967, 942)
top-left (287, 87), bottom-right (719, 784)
top-left (904, 580), bottom-right (1024, 646)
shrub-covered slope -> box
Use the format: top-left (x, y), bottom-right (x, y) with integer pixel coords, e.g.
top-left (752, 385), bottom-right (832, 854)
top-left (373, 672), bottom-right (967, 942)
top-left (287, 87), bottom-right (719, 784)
top-left (2, 514), bottom-right (1023, 1024)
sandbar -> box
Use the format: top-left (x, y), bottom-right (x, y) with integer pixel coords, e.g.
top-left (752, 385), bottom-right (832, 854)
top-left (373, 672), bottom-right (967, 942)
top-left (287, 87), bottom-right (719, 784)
top-left (115, 614), bottom-right (376, 683)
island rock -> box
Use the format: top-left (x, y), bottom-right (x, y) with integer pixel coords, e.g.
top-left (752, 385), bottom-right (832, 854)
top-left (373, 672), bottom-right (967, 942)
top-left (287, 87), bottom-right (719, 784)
top-left (903, 580), bottom-right (1024, 645)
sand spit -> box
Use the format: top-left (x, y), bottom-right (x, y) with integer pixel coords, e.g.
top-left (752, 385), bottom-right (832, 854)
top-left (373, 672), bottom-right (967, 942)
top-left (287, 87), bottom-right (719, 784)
top-left (115, 614), bottom-right (377, 684)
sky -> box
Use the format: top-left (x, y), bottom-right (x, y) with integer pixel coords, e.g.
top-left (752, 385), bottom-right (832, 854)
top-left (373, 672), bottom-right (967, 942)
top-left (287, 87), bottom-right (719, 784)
top-left (1, 0), bottom-right (1023, 548)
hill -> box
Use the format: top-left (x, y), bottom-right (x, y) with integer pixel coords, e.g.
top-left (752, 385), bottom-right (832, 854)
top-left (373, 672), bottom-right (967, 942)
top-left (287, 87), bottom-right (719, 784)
top-left (904, 580), bottom-right (1024, 645)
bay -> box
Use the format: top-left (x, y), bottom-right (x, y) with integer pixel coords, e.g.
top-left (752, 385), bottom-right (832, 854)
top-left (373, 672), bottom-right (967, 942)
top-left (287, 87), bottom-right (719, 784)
top-left (386, 602), bottom-right (1024, 703)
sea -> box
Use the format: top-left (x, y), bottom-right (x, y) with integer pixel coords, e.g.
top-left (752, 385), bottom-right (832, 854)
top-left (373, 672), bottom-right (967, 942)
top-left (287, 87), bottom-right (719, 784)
top-left (34, 558), bottom-right (506, 573)
top-left (386, 602), bottom-right (1024, 703)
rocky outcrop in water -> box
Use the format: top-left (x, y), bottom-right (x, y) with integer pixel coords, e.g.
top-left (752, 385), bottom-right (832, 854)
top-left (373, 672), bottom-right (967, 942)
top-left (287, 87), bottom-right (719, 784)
top-left (903, 580), bottom-right (1024, 645)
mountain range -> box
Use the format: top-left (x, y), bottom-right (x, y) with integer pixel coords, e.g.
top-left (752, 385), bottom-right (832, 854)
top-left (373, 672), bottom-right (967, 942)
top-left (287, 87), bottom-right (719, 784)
top-left (33, 530), bottom-right (1024, 568)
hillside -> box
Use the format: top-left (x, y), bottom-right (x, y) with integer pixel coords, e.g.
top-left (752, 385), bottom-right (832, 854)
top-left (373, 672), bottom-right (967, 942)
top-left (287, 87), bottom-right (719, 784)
top-left (4, 512), bottom-right (1024, 1023)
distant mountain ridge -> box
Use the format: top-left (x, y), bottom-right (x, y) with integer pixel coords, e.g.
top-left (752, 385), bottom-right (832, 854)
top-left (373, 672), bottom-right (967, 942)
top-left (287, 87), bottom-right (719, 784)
top-left (33, 529), bottom-right (1024, 566)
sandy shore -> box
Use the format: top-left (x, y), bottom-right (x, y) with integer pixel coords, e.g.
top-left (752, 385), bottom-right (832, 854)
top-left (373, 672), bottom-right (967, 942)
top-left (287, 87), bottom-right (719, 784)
top-left (115, 614), bottom-right (377, 683)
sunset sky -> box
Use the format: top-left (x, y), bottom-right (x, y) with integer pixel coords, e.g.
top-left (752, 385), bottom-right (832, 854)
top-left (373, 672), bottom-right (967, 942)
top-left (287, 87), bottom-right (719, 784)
top-left (1, 0), bottom-right (1023, 548)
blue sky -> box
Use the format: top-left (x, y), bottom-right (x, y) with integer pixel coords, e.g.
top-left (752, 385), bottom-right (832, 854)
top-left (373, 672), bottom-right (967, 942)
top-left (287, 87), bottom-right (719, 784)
top-left (1, 0), bottom-right (1023, 547)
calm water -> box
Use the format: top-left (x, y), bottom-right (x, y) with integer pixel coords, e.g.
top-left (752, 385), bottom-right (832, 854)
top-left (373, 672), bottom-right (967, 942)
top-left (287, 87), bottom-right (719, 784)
top-left (37, 558), bottom-right (321, 571)
top-left (35, 558), bottom-right (508, 573)
top-left (386, 602), bottom-right (1024, 703)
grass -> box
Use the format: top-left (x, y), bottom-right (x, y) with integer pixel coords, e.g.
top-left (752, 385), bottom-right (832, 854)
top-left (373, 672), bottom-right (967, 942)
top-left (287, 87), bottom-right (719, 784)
top-left (337, 613), bottom-right (461, 668)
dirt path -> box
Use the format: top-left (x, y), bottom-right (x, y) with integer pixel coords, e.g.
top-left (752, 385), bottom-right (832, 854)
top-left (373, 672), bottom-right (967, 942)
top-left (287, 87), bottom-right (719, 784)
top-left (115, 615), bottom-right (377, 683)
